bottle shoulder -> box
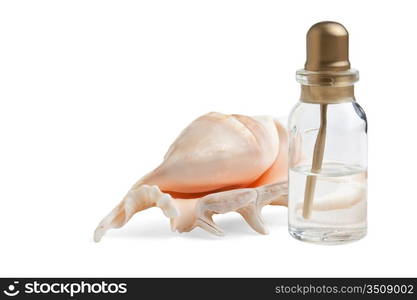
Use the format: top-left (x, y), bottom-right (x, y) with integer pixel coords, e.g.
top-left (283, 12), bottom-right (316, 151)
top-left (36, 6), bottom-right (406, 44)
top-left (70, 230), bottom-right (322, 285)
top-left (288, 101), bottom-right (367, 133)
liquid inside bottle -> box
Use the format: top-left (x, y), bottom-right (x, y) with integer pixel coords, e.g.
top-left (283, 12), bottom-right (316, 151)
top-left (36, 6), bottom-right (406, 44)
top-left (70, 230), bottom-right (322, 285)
top-left (289, 162), bottom-right (367, 243)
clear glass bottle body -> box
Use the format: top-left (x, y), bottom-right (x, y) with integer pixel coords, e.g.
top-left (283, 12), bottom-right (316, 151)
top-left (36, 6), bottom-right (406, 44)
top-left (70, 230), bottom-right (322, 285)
top-left (288, 98), bottom-right (367, 244)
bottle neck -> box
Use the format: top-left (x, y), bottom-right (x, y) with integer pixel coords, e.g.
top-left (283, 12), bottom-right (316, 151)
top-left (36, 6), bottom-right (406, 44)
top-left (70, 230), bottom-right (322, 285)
top-left (300, 85), bottom-right (355, 104)
top-left (296, 69), bottom-right (358, 104)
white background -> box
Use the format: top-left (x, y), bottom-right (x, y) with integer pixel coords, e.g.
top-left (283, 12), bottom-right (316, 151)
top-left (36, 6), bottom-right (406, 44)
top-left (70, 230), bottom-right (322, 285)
top-left (1, 0), bottom-right (416, 277)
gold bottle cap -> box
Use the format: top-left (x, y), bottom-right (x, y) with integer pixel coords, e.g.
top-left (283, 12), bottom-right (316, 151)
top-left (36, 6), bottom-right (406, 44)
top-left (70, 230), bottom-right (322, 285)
top-left (305, 21), bottom-right (350, 72)
top-left (297, 21), bottom-right (358, 103)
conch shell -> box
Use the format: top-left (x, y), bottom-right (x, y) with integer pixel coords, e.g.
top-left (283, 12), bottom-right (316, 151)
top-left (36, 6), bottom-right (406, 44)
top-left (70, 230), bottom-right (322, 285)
top-left (94, 112), bottom-right (289, 242)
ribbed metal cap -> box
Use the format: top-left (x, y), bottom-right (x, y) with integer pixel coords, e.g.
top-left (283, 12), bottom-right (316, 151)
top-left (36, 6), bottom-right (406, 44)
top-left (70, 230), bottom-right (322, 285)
top-left (305, 21), bottom-right (350, 72)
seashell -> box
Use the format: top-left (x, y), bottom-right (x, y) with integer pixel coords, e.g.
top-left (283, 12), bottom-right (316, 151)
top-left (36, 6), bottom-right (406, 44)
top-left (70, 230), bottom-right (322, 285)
top-left (93, 112), bottom-right (362, 242)
top-left (94, 112), bottom-right (289, 242)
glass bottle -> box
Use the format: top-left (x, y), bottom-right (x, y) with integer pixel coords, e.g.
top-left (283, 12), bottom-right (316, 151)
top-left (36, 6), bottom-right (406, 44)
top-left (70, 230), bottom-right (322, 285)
top-left (288, 22), bottom-right (367, 244)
